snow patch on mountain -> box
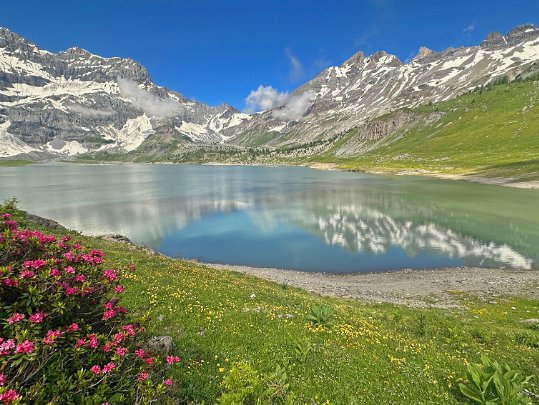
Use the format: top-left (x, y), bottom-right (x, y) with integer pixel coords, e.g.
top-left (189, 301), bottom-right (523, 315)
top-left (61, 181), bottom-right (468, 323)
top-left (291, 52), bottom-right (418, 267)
top-left (115, 115), bottom-right (155, 151)
top-left (45, 139), bottom-right (88, 155)
top-left (0, 121), bottom-right (38, 157)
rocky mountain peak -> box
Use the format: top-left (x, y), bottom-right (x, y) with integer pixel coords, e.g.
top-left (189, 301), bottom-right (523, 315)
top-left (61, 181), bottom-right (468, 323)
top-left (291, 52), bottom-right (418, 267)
top-left (0, 27), bottom-right (36, 51)
top-left (413, 46), bottom-right (433, 61)
top-left (506, 23), bottom-right (538, 44)
top-left (343, 51), bottom-right (365, 66)
top-left (368, 51), bottom-right (402, 67)
top-left (61, 47), bottom-right (93, 57)
top-left (481, 23), bottom-right (538, 48)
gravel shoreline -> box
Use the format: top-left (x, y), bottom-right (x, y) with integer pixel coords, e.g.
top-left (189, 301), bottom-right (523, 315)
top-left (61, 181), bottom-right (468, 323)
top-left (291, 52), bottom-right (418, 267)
top-left (203, 263), bottom-right (539, 308)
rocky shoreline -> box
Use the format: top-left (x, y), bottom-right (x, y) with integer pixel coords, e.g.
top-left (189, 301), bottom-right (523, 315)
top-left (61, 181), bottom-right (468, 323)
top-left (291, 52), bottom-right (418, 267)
top-left (203, 263), bottom-right (539, 308)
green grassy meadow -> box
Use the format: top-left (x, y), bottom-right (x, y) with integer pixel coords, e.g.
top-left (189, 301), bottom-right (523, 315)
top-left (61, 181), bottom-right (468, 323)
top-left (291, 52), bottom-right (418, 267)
top-left (14, 210), bottom-right (539, 404)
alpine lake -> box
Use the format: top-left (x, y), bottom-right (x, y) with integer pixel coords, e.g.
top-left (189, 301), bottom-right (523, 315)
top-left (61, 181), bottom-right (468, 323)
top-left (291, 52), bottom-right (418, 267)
top-left (1, 163), bottom-right (538, 273)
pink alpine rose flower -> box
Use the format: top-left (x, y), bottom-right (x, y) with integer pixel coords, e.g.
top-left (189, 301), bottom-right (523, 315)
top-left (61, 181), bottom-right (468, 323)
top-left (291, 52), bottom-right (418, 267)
top-left (7, 313), bottom-right (24, 324)
top-left (88, 334), bottom-right (98, 349)
top-left (66, 323), bottom-right (79, 332)
top-left (15, 340), bottom-right (34, 354)
top-left (23, 259), bottom-right (46, 270)
top-left (138, 371), bottom-right (148, 381)
top-left (43, 330), bottom-right (61, 345)
top-left (116, 347), bottom-right (127, 356)
top-left (20, 269), bottom-right (35, 279)
top-left (0, 389), bottom-right (18, 402)
top-left (74, 339), bottom-right (86, 348)
top-left (2, 279), bottom-right (18, 287)
top-left (102, 362), bottom-right (116, 373)
top-left (166, 355), bottom-right (180, 364)
top-left (102, 269), bottom-right (117, 281)
top-left (64, 286), bottom-right (78, 296)
top-left (102, 309), bottom-right (116, 321)
top-left (90, 365), bottom-right (101, 374)
top-left (29, 311), bottom-right (47, 324)
top-left (0, 339), bottom-right (16, 356)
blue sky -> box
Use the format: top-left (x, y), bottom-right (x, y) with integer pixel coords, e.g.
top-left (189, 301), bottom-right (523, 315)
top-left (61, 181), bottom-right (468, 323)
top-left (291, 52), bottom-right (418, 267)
top-left (2, 0), bottom-right (538, 110)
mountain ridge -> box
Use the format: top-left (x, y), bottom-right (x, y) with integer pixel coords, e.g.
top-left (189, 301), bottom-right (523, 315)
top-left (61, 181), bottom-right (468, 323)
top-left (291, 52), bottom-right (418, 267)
top-left (224, 23), bottom-right (539, 147)
top-left (0, 24), bottom-right (538, 160)
top-left (0, 26), bottom-right (250, 158)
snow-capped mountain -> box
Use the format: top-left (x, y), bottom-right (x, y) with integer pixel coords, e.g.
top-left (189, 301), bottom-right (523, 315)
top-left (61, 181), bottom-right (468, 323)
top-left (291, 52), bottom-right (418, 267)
top-left (0, 24), bottom-right (538, 158)
top-left (227, 24), bottom-right (539, 147)
top-left (0, 27), bottom-right (250, 158)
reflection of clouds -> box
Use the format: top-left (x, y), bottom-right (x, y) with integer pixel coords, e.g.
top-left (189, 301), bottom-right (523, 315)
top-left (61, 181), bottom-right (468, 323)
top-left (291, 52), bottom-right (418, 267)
top-left (291, 203), bottom-right (532, 270)
top-left (44, 197), bottom-right (254, 248)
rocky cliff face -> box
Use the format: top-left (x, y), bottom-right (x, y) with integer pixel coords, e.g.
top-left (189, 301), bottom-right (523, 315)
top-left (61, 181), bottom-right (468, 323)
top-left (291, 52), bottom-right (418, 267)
top-left (0, 24), bottom-right (538, 159)
top-left (0, 27), bottom-right (250, 158)
top-left (227, 24), bottom-right (539, 147)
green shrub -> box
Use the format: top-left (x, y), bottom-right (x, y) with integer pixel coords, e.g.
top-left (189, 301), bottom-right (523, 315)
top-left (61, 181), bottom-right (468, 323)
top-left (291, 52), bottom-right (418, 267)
top-left (307, 304), bottom-right (334, 327)
top-left (459, 355), bottom-right (533, 404)
top-left (514, 332), bottom-right (539, 349)
top-left (217, 361), bottom-right (261, 405)
top-left (262, 364), bottom-right (295, 405)
top-left (293, 337), bottom-right (312, 363)
top-left (217, 362), bottom-right (296, 405)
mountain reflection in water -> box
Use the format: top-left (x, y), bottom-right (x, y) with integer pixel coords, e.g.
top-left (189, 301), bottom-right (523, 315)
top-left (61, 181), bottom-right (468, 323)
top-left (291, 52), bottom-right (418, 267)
top-left (0, 164), bottom-right (537, 272)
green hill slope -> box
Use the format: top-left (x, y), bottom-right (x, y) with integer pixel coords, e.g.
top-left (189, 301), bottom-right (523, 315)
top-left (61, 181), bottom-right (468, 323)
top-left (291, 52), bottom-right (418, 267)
top-left (316, 79), bottom-right (539, 180)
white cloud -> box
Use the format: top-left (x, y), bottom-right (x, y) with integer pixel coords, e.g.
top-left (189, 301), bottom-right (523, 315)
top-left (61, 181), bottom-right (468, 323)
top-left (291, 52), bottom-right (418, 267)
top-left (285, 48), bottom-right (305, 83)
top-left (68, 104), bottom-right (115, 118)
top-left (117, 78), bottom-right (181, 118)
top-left (244, 85), bottom-right (315, 121)
top-left (463, 24), bottom-right (475, 33)
top-left (272, 90), bottom-right (315, 121)
top-left (244, 85), bottom-right (289, 113)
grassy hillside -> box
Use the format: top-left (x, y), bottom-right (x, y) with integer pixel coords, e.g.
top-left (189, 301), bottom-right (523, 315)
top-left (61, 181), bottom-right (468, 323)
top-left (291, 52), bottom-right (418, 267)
top-left (10, 208), bottom-right (538, 404)
top-left (313, 79), bottom-right (539, 180)
top-left (0, 159), bottom-right (35, 166)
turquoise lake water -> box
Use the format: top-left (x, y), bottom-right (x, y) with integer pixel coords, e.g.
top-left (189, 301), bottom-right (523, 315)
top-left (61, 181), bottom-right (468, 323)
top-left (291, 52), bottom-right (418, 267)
top-left (1, 163), bottom-right (538, 273)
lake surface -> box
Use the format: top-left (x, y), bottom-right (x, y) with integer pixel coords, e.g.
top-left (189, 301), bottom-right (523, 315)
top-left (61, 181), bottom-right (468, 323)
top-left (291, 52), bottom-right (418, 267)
top-left (1, 163), bottom-right (538, 273)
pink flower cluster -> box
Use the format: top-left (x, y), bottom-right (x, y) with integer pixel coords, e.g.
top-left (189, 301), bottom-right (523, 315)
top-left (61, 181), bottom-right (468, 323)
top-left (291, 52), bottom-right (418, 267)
top-left (7, 313), bottom-right (24, 324)
top-left (0, 212), bottom-right (177, 402)
top-left (0, 389), bottom-right (18, 402)
top-left (102, 269), bottom-right (117, 282)
top-left (15, 340), bottom-right (34, 354)
top-left (167, 355), bottom-right (180, 364)
top-left (43, 330), bottom-right (62, 345)
top-left (29, 311), bottom-right (47, 324)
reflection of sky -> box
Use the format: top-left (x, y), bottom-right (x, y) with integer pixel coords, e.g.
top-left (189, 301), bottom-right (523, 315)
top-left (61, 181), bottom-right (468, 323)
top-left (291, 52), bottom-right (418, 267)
top-left (1, 163), bottom-right (538, 273)
top-left (159, 211), bottom-right (464, 272)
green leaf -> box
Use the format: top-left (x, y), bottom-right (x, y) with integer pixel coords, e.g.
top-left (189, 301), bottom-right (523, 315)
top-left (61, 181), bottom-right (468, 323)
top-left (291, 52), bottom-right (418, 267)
top-left (459, 383), bottom-right (485, 404)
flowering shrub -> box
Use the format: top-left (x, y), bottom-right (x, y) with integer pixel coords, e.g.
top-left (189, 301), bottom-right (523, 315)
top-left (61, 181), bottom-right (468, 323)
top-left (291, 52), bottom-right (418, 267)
top-left (0, 205), bottom-right (178, 404)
